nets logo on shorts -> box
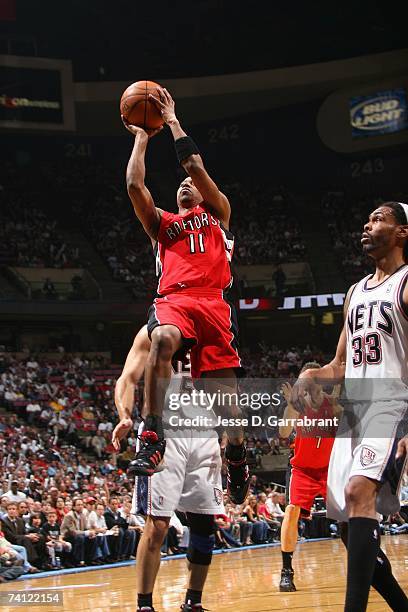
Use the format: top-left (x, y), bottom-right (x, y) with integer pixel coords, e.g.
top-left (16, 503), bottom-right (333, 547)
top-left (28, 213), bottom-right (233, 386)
top-left (213, 488), bottom-right (223, 506)
top-left (360, 447), bottom-right (376, 467)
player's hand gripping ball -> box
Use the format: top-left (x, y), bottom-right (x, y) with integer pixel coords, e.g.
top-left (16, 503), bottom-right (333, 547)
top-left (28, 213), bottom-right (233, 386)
top-left (120, 80), bottom-right (164, 136)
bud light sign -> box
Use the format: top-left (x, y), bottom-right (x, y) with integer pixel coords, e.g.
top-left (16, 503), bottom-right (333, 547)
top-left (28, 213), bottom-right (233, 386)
top-left (350, 88), bottom-right (408, 138)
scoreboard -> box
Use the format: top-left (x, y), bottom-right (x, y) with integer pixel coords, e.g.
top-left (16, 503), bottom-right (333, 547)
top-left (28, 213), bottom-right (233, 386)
top-left (0, 55), bottom-right (75, 131)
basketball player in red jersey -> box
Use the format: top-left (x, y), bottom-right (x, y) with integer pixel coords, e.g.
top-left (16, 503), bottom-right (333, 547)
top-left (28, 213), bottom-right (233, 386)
top-left (278, 363), bottom-right (341, 592)
top-left (121, 87), bottom-right (249, 504)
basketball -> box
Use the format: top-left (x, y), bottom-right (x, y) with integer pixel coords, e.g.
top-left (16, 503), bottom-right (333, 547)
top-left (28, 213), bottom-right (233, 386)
top-left (120, 80), bottom-right (164, 134)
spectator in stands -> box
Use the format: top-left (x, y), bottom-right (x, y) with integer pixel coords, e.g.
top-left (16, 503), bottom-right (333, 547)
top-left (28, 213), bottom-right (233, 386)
top-left (104, 496), bottom-right (136, 561)
top-left (1, 503), bottom-right (43, 569)
top-left (54, 498), bottom-right (66, 524)
top-left (86, 501), bottom-right (111, 563)
top-left (258, 493), bottom-right (280, 540)
top-left (249, 475), bottom-right (262, 496)
top-left (70, 275), bottom-right (85, 300)
top-left (60, 497), bottom-right (97, 566)
top-left (0, 497), bottom-right (9, 520)
top-left (77, 459), bottom-right (91, 479)
top-left (26, 401), bottom-right (42, 424)
top-left (119, 499), bottom-right (143, 555)
top-left (91, 431), bottom-right (107, 458)
top-left (17, 501), bottom-right (30, 525)
top-left (266, 492), bottom-right (285, 522)
top-left (3, 481), bottom-right (27, 504)
top-left (0, 528), bottom-right (38, 575)
top-left (226, 502), bottom-right (253, 545)
top-left (26, 513), bottom-right (49, 566)
top-left (242, 496), bottom-right (269, 544)
top-left (214, 512), bottom-right (241, 549)
top-left (251, 440), bottom-right (265, 467)
top-left (39, 406), bottom-right (53, 427)
top-left (42, 509), bottom-right (72, 568)
top-left (43, 278), bottom-right (57, 299)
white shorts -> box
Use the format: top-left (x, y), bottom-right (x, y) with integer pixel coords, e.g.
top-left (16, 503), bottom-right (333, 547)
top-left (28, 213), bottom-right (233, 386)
top-left (132, 428), bottom-right (224, 517)
top-left (326, 400), bottom-right (408, 522)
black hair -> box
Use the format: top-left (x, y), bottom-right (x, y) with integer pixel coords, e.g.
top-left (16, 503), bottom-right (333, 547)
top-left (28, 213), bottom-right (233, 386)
top-left (30, 512), bottom-right (42, 524)
top-left (383, 201), bottom-right (408, 225)
top-left (382, 201), bottom-right (408, 262)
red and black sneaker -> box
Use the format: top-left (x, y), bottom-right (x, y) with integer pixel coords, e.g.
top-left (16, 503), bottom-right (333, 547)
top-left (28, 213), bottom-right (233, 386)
top-left (127, 431), bottom-right (166, 477)
top-left (225, 444), bottom-right (250, 505)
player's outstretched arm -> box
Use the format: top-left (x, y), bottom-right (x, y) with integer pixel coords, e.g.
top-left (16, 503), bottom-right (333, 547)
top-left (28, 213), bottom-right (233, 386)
top-left (149, 88), bottom-right (231, 228)
top-left (279, 382), bottom-right (300, 439)
top-left (325, 385), bottom-right (344, 417)
top-left (122, 118), bottom-right (161, 240)
top-left (112, 325), bottom-right (151, 451)
top-left (291, 284), bottom-right (356, 409)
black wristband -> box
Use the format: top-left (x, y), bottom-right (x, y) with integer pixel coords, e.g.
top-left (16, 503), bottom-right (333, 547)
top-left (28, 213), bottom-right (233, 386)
top-left (175, 136), bottom-right (200, 164)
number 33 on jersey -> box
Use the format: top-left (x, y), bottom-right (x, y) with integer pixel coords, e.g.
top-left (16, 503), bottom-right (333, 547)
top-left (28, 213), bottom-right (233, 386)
top-left (345, 265), bottom-right (408, 379)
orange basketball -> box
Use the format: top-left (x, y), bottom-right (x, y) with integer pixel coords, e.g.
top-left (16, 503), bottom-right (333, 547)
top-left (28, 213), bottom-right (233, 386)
top-left (120, 80), bottom-right (164, 134)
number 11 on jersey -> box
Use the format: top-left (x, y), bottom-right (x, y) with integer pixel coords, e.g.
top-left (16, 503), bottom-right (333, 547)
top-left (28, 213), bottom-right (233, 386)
top-left (189, 233), bottom-right (206, 253)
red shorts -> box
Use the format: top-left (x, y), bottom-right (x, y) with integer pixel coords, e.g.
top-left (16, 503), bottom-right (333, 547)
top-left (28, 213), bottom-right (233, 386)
top-left (147, 288), bottom-right (241, 379)
top-left (288, 465), bottom-right (328, 516)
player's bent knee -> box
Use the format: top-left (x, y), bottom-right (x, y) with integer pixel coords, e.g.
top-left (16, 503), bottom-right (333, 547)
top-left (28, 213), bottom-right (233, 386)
top-left (285, 504), bottom-right (300, 519)
top-left (145, 516), bottom-right (170, 547)
top-left (187, 533), bottom-right (215, 566)
top-left (344, 476), bottom-right (377, 510)
top-left (186, 513), bottom-right (215, 566)
top-left (151, 326), bottom-right (180, 359)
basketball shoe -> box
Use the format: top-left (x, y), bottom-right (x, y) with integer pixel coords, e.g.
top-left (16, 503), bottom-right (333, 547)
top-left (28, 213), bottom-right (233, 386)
top-left (127, 431), bottom-right (166, 477)
top-left (279, 568), bottom-right (296, 592)
top-left (180, 604), bottom-right (208, 611)
top-left (225, 443), bottom-right (250, 505)
top-left (137, 608), bottom-right (156, 612)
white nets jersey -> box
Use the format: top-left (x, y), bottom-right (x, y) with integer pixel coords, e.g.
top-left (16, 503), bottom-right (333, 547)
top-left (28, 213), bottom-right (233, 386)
top-left (328, 264), bottom-right (408, 521)
top-left (345, 264), bottom-right (408, 394)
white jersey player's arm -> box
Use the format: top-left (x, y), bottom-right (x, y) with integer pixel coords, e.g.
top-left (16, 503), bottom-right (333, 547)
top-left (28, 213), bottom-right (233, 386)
top-left (115, 325), bottom-right (150, 420)
top-left (325, 385), bottom-right (344, 417)
top-left (290, 284), bottom-right (356, 409)
top-left (403, 280), bottom-right (408, 313)
top-left (307, 283), bottom-right (357, 382)
top-left (395, 276), bottom-right (408, 468)
top-left (112, 325), bottom-right (151, 451)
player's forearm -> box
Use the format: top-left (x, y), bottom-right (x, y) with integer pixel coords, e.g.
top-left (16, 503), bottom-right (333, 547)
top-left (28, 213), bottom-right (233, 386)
top-left (167, 118), bottom-right (187, 141)
top-left (126, 131), bottom-right (149, 190)
top-left (114, 375), bottom-right (135, 420)
top-left (308, 361), bottom-right (345, 384)
top-left (115, 335), bottom-right (149, 420)
top-left (168, 119), bottom-right (203, 169)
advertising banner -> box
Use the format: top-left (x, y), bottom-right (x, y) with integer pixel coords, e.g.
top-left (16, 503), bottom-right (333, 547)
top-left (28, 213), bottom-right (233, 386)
top-left (350, 88), bottom-right (408, 138)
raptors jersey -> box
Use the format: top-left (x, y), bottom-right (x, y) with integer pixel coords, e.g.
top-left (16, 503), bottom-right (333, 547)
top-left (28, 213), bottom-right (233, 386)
top-left (345, 265), bottom-right (408, 399)
top-left (291, 396), bottom-right (336, 469)
top-left (155, 205), bottom-right (233, 296)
